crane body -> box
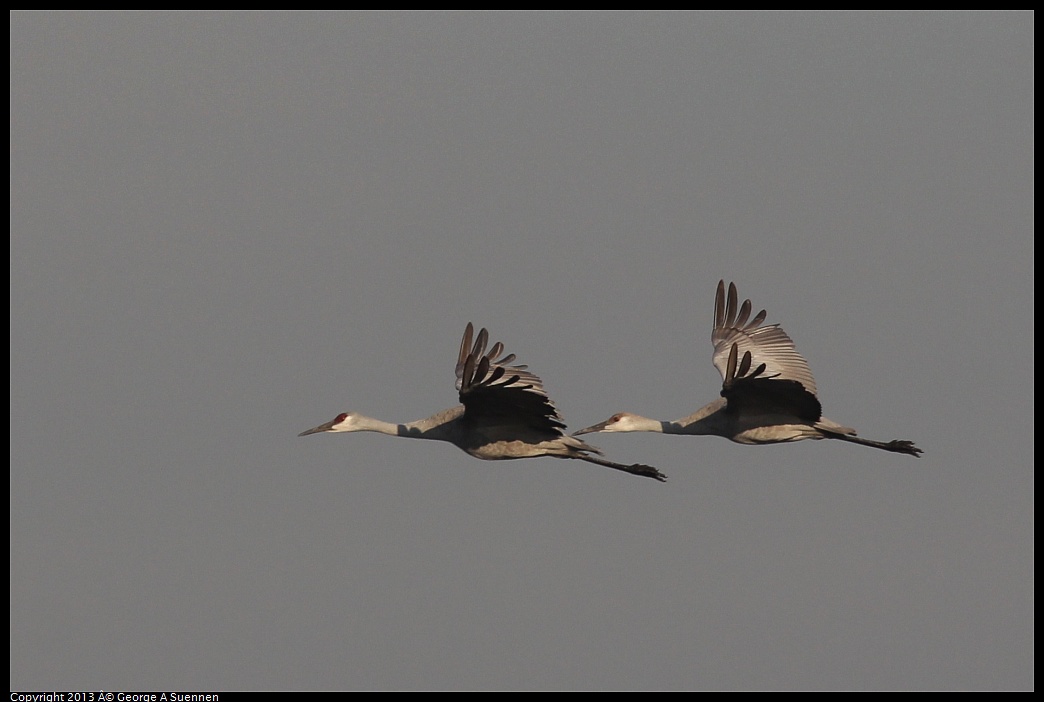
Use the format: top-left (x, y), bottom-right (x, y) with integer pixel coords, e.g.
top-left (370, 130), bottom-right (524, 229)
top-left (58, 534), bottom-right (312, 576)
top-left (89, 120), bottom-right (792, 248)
top-left (574, 281), bottom-right (922, 457)
top-left (300, 323), bottom-right (667, 481)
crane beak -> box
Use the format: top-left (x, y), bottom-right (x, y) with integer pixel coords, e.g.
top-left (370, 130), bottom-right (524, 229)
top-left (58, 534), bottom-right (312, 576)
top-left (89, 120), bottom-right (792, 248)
top-left (298, 419), bottom-right (337, 437)
top-left (572, 421), bottom-right (609, 436)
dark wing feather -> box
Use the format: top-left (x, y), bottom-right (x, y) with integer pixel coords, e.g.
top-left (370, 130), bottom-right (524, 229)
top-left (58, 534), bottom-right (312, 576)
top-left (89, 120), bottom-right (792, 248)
top-left (455, 323), bottom-right (566, 434)
top-left (712, 280), bottom-right (819, 396)
top-left (721, 344), bottom-right (822, 422)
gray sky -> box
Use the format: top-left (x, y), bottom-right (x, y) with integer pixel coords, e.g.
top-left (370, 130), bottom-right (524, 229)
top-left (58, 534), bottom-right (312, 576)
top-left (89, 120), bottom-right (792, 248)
top-left (10, 11), bottom-right (1033, 691)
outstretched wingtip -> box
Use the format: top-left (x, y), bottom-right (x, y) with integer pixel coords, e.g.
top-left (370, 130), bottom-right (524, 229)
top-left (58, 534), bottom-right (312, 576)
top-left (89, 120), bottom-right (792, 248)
top-left (458, 322), bottom-right (475, 367)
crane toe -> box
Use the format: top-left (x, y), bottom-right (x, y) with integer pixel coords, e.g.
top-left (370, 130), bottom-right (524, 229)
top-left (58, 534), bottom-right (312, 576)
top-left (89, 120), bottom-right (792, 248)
top-left (888, 440), bottom-right (923, 457)
top-left (633, 464), bottom-right (668, 482)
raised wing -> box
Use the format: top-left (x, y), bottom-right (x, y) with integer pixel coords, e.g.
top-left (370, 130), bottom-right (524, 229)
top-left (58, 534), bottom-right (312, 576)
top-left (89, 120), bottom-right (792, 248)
top-left (455, 323), bottom-right (566, 434)
top-left (720, 343), bottom-right (821, 421)
top-left (711, 280), bottom-right (819, 396)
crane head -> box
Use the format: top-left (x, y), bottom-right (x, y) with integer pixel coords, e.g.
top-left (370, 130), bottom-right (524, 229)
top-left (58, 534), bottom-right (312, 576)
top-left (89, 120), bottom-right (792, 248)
top-left (572, 412), bottom-right (642, 435)
top-left (298, 412), bottom-right (358, 436)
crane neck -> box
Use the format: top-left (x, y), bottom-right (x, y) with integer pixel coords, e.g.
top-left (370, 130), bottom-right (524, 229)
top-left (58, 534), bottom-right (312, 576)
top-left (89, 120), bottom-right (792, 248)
top-left (343, 415), bottom-right (405, 436)
top-left (378, 406), bottom-right (466, 443)
top-left (670, 398), bottom-right (730, 435)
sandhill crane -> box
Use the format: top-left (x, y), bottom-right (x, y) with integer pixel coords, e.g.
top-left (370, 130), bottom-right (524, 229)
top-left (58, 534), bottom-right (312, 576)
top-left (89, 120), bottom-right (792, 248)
top-left (574, 281), bottom-right (922, 457)
top-left (299, 323), bottom-right (667, 481)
